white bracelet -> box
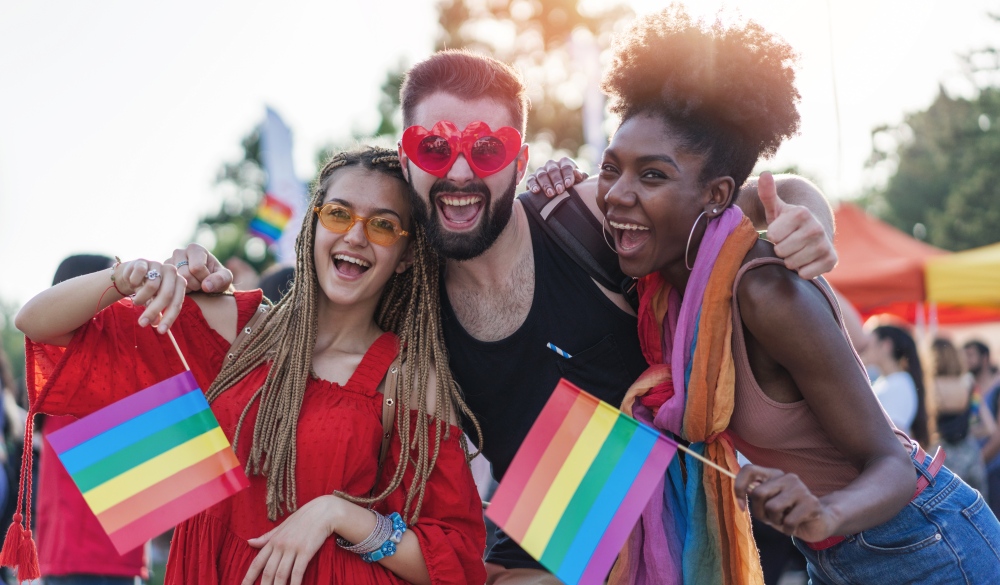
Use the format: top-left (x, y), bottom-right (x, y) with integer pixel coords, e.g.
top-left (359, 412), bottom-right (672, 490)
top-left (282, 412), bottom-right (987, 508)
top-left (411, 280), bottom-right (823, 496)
top-left (336, 510), bottom-right (392, 554)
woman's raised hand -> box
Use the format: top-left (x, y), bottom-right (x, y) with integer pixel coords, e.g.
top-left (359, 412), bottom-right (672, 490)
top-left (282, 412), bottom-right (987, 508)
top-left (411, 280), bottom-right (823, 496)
top-left (526, 157), bottom-right (589, 197)
top-left (734, 464), bottom-right (838, 543)
top-left (166, 243), bottom-right (234, 293)
top-left (114, 259), bottom-right (187, 334)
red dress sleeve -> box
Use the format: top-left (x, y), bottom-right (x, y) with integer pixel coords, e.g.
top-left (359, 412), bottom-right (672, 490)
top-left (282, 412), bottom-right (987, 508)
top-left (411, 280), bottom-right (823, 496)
top-left (27, 290), bottom-right (264, 418)
top-left (386, 414), bottom-right (486, 585)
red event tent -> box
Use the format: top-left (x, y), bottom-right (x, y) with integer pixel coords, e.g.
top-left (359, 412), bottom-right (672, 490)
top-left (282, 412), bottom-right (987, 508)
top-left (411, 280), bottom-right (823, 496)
top-left (825, 203), bottom-right (1000, 324)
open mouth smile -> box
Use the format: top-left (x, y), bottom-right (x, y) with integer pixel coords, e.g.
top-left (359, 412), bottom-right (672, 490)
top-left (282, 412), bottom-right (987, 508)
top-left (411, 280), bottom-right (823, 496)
top-left (436, 194), bottom-right (485, 229)
top-left (333, 253), bottom-right (371, 278)
top-left (608, 219), bottom-right (651, 253)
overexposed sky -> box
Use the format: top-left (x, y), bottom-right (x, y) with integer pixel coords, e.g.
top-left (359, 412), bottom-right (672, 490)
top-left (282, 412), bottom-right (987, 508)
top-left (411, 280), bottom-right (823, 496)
top-left (1, 0), bottom-right (998, 306)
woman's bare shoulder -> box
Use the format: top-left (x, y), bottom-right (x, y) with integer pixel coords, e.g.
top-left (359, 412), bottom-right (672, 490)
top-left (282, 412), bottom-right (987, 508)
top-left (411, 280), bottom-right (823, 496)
top-left (189, 293), bottom-right (239, 343)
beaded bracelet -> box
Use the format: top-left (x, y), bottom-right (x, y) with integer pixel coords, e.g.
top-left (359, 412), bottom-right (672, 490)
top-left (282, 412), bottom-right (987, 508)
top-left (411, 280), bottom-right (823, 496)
top-left (361, 512), bottom-right (407, 563)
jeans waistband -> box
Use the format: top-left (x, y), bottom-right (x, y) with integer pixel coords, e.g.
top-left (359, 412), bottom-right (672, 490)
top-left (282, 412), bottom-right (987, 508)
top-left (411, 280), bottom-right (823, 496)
top-left (806, 441), bottom-right (945, 551)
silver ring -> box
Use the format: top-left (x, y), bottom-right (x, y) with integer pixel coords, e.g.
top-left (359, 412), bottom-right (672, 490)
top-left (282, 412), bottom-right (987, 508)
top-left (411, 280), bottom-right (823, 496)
top-left (146, 270), bottom-right (161, 281)
top-left (175, 261), bottom-right (189, 268)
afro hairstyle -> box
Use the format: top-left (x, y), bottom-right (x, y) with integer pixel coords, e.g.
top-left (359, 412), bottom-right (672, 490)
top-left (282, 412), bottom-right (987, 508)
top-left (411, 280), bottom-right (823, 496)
top-left (602, 4), bottom-right (801, 191)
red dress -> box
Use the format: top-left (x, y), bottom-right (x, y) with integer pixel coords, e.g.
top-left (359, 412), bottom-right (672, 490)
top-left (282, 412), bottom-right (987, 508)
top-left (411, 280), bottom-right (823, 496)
top-left (26, 291), bottom-right (486, 585)
top-left (37, 415), bottom-right (148, 579)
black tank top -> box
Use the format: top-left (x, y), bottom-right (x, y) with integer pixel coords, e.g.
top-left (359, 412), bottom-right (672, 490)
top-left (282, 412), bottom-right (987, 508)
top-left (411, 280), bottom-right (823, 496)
top-left (442, 207), bottom-right (648, 568)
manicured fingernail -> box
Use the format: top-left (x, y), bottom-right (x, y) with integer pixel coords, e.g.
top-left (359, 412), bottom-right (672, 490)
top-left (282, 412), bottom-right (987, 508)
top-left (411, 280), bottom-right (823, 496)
top-left (555, 183), bottom-right (564, 194)
top-left (531, 185), bottom-right (539, 192)
top-left (546, 188), bottom-right (554, 197)
top-left (203, 282), bottom-right (214, 292)
top-left (139, 317), bottom-right (149, 327)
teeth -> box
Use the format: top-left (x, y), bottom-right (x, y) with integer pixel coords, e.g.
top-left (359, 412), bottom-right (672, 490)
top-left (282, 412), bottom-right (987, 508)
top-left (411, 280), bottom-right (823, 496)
top-left (609, 220), bottom-right (649, 231)
top-left (334, 254), bottom-right (371, 267)
top-left (439, 195), bottom-right (482, 206)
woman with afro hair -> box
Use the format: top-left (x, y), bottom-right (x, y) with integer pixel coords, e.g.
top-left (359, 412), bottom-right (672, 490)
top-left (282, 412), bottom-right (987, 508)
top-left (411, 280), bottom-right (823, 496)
top-left (582, 5), bottom-right (1000, 584)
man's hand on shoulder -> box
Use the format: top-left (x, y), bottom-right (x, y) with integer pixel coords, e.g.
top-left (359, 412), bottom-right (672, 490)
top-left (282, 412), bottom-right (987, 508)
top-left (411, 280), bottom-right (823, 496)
top-left (749, 172), bottom-right (837, 280)
top-left (525, 157), bottom-right (588, 197)
top-left (524, 157), bottom-right (602, 220)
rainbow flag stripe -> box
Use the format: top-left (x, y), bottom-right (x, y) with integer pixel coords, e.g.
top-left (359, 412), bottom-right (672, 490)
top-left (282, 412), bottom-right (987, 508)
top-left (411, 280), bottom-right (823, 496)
top-left (487, 380), bottom-right (677, 585)
top-left (249, 194), bottom-right (294, 244)
top-left (46, 372), bottom-right (249, 554)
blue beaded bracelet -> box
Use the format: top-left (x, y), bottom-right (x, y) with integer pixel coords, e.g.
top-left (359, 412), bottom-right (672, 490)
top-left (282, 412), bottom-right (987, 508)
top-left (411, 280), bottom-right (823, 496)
top-left (361, 512), bottom-right (407, 563)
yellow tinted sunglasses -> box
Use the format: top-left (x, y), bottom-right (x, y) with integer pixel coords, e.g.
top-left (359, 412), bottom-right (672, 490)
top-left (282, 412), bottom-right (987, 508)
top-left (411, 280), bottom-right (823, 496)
top-left (313, 203), bottom-right (409, 247)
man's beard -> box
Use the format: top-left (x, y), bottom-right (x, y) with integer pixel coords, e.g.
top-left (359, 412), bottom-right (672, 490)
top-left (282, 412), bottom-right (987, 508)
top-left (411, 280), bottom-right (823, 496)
top-left (408, 173), bottom-right (518, 261)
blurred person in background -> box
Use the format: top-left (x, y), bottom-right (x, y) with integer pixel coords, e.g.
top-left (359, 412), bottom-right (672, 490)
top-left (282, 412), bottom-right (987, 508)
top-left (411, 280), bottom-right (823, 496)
top-left (36, 254), bottom-right (148, 585)
top-left (966, 340), bottom-right (1000, 516)
top-left (0, 349), bottom-right (14, 527)
top-left (965, 341), bottom-right (1000, 403)
top-left (257, 265), bottom-right (295, 304)
top-left (931, 338), bottom-right (987, 496)
top-left (0, 349), bottom-right (16, 585)
top-left (866, 325), bottom-right (930, 447)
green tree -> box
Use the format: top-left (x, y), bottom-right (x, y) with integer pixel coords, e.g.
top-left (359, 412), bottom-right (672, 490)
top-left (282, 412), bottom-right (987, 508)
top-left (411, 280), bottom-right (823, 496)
top-left (375, 64), bottom-right (407, 138)
top-left (863, 12), bottom-right (1000, 250)
top-left (865, 87), bottom-right (1000, 251)
top-left (194, 127), bottom-right (275, 273)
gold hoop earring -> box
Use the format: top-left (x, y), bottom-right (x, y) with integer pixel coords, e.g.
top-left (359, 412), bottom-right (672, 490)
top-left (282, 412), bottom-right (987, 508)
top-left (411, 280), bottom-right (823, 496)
top-left (602, 216), bottom-right (618, 254)
top-left (685, 211), bottom-right (709, 271)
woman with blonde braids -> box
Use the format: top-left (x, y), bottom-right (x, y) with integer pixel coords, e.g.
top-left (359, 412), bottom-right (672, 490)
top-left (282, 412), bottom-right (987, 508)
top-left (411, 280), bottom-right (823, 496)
top-left (15, 146), bottom-right (487, 585)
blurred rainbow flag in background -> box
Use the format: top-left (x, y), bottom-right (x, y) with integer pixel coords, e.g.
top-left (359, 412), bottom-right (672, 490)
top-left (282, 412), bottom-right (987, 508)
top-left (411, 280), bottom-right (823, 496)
top-left (248, 107), bottom-right (307, 262)
top-left (486, 380), bottom-right (677, 585)
top-left (46, 371), bottom-right (248, 554)
top-left (249, 194), bottom-right (294, 244)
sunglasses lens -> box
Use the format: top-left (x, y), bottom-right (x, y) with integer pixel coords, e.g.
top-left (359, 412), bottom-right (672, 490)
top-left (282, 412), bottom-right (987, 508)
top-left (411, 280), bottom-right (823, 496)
top-left (470, 136), bottom-right (507, 173)
top-left (366, 217), bottom-right (399, 246)
top-left (321, 205), bottom-right (353, 232)
top-left (416, 136), bottom-right (453, 171)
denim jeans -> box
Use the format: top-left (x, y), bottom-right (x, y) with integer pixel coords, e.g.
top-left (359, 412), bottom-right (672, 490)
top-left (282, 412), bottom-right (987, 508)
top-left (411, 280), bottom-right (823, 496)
top-left (793, 448), bottom-right (1000, 584)
top-left (43, 577), bottom-right (141, 585)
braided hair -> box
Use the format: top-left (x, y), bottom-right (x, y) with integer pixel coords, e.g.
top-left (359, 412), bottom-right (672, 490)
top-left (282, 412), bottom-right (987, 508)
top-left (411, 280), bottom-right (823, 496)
top-left (204, 145), bottom-right (483, 523)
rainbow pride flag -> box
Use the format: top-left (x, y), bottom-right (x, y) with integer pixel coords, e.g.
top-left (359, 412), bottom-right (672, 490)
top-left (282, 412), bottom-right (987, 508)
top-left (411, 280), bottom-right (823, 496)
top-left (46, 371), bottom-right (249, 554)
top-left (487, 380), bottom-right (677, 585)
top-left (249, 194), bottom-right (294, 245)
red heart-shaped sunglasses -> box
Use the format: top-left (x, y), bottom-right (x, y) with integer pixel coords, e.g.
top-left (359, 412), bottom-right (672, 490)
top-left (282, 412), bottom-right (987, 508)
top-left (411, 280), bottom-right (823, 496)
top-left (401, 121), bottom-right (522, 178)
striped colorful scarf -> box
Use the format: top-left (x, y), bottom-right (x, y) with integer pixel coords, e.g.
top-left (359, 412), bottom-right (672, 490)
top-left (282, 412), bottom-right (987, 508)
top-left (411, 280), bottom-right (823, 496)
top-left (610, 207), bottom-right (763, 585)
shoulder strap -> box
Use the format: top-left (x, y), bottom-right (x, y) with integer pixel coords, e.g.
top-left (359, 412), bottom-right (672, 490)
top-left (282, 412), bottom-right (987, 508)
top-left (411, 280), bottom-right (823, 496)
top-left (519, 188), bottom-right (638, 311)
top-left (222, 302), bottom-right (270, 368)
top-left (731, 258), bottom-right (862, 371)
top-left (372, 357), bottom-right (401, 496)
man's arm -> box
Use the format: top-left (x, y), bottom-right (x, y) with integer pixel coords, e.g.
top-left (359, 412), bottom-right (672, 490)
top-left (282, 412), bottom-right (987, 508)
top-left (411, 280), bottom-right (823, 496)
top-left (738, 174), bottom-right (834, 241)
top-left (739, 173), bottom-right (837, 280)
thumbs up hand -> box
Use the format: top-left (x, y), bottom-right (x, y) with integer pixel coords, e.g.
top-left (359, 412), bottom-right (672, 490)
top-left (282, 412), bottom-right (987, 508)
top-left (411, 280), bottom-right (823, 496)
top-left (757, 172), bottom-right (837, 280)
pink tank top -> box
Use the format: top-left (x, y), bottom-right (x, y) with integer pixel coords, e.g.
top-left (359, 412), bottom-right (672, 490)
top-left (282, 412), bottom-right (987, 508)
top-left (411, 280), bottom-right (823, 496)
top-left (726, 258), bottom-right (912, 497)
